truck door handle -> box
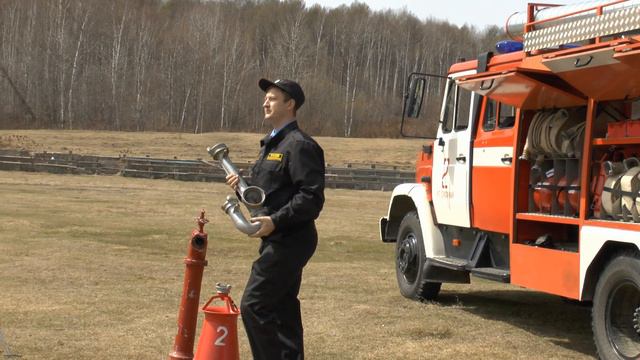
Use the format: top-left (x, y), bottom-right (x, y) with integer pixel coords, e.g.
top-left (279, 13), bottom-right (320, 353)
top-left (501, 156), bottom-right (513, 164)
top-left (456, 155), bottom-right (466, 163)
top-left (479, 79), bottom-right (494, 91)
top-left (574, 55), bottom-right (593, 68)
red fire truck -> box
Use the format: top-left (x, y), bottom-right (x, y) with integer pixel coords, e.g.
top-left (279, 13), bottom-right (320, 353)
top-left (379, 1), bottom-right (640, 358)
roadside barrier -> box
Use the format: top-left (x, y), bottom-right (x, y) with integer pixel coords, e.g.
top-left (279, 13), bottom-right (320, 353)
top-left (0, 150), bottom-right (415, 191)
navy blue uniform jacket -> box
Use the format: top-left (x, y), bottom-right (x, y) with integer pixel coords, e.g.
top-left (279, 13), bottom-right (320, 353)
top-left (249, 120), bottom-right (325, 243)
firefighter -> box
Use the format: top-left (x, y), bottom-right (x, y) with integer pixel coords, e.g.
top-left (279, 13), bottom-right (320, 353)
top-left (226, 78), bottom-right (325, 360)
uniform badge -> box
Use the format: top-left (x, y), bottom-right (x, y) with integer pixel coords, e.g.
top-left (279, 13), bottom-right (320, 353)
top-left (266, 152), bottom-right (283, 161)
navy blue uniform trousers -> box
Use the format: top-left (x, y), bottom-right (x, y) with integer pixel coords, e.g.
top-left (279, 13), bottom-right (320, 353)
top-left (240, 230), bottom-right (317, 360)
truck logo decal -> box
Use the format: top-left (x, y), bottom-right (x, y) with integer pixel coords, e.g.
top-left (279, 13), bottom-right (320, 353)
top-left (441, 158), bottom-right (449, 189)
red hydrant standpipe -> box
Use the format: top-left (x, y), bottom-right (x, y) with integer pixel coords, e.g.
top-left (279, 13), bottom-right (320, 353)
top-left (169, 210), bottom-right (209, 360)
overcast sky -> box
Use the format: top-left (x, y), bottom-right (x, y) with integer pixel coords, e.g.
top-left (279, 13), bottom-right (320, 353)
top-left (304, 0), bottom-right (568, 29)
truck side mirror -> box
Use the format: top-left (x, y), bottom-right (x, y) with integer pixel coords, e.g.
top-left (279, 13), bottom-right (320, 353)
top-left (404, 77), bottom-right (426, 118)
top-left (400, 72), bottom-right (448, 139)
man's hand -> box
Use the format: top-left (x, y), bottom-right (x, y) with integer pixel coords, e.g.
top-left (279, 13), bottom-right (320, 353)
top-left (226, 174), bottom-right (239, 191)
top-left (249, 216), bottom-right (275, 238)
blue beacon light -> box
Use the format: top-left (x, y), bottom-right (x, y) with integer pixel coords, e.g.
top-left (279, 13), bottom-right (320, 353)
top-left (495, 40), bottom-right (524, 54)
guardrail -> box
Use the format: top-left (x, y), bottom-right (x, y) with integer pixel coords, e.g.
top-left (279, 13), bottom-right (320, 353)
top-left (0, 149), bottom-right (415, 191)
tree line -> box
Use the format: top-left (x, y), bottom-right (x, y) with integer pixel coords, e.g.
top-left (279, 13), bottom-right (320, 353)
top-left (0, 0), bottom-right (504, 137)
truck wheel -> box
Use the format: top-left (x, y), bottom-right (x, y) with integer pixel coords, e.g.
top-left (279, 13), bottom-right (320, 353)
top-left (395, 211), bottom-right (441, 301)
top-left (592, 252), bottom-right (640, 360)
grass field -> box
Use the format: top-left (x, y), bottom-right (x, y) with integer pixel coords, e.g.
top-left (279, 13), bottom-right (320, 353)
top-left (0, 130), bottom-right (424, 169)
top-left (0, 130), bottom-right (597, 359)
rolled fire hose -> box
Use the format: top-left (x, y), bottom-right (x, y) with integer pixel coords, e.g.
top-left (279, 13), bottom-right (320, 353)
top-left (522, 111), bottom-right (546, 160)
top-left (547, 109), bottom-right (584, 157)
top-left (601, 158), bottom-right (639, 220)
top-left (620, 166), bottom-right (640, 222)
top-left (560, 122), bottom-right (585, 159)
top-left (545, 109), bottom-right (569, 157)
top-left (636, 183), bottom-right (640, 222)
top-left (601, 161), bottom-right (625, 219)
top-left (221, 196), bottom-right (261, 235)
top-left (522, 109), bottom-right (585, 160)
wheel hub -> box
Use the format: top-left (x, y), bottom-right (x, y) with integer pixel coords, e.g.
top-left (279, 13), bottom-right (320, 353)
top-left (397, 234), bottom-right (417, 275)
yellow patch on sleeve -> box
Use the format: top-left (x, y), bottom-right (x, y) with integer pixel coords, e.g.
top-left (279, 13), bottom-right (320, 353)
top-left (266, 152), bottom-right (283, 161)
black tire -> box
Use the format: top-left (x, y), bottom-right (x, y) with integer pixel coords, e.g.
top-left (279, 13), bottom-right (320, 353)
top-left (592, 252), bottom-right (640, 360)
top-left (395, 211), bottom-right (441, 301)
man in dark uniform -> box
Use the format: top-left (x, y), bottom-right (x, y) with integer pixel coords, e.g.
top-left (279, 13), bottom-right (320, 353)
top-left (226, 78), bottom-right (325, 360)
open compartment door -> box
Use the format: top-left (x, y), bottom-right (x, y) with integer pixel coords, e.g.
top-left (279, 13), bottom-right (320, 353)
top-left (457, 70), bottom-right (586, 110)
top-left (542, 42), bottom-right (640, 101)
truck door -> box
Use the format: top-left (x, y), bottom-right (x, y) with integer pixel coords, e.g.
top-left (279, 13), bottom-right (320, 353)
top-left (432, 77), bottom-right (476, 228)
top-left (471, 99), bottom-right (517, 234)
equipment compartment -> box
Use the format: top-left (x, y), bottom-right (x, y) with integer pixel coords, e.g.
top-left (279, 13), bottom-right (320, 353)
top-left (515, 219), bottom-right (579, 252)
top-left (588, 99), bottom-right (640, 223)
top-left (517, 107), bottom-right (587, 218)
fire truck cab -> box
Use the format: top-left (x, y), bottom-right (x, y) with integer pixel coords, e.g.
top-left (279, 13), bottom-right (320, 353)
top-left (380, 2), bottom-right (640, 359)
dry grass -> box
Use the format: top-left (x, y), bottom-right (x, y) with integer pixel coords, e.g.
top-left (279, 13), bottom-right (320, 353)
top-left (0, 130), bottom-right (425, 168)
top-left (0, 172), bottom-right (597, 359)
top-left (0, 130), bottom-right (596, 359)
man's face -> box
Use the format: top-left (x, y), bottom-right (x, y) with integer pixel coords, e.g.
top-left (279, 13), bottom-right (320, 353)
top-left (263, 87), bottom-right (294, 127)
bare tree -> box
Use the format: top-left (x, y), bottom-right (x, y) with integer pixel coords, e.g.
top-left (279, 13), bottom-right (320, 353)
top-left (67, 7), bottom-right (89, 129)
top-left (132, 5), bottom-right (154, 131)
top-left (0, 0), bottom-right (502, 137)
top-left (110, 0), bottom-right (128, 130)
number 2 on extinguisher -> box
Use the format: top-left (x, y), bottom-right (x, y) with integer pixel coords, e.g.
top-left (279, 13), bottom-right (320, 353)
top-left (214, 326), bottom-right (228, 346)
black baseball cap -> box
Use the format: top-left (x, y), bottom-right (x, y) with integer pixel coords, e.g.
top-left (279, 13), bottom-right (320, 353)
top-left (259, 78), bottom-right (305, 109)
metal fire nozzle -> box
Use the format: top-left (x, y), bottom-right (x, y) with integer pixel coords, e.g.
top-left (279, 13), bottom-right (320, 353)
top-left (206, 143), bottom-right (265, 209)
top-left (221, 195), bottom-right (261, 235)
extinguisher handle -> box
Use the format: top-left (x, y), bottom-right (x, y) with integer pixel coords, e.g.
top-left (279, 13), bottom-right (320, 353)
top-left (228, 299), bottom-right (239, 313)
top-left (202, 294), bottom-right (222, 310)
top-left (202, 294), bottom-right (240, 314)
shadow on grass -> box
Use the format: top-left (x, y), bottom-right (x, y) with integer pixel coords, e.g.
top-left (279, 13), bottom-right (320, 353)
top-left (434, 289), bottom-right (595, 357)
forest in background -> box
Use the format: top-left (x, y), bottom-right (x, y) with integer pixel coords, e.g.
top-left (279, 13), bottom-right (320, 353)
top-left (0, 0), bottom-right (505, 137)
